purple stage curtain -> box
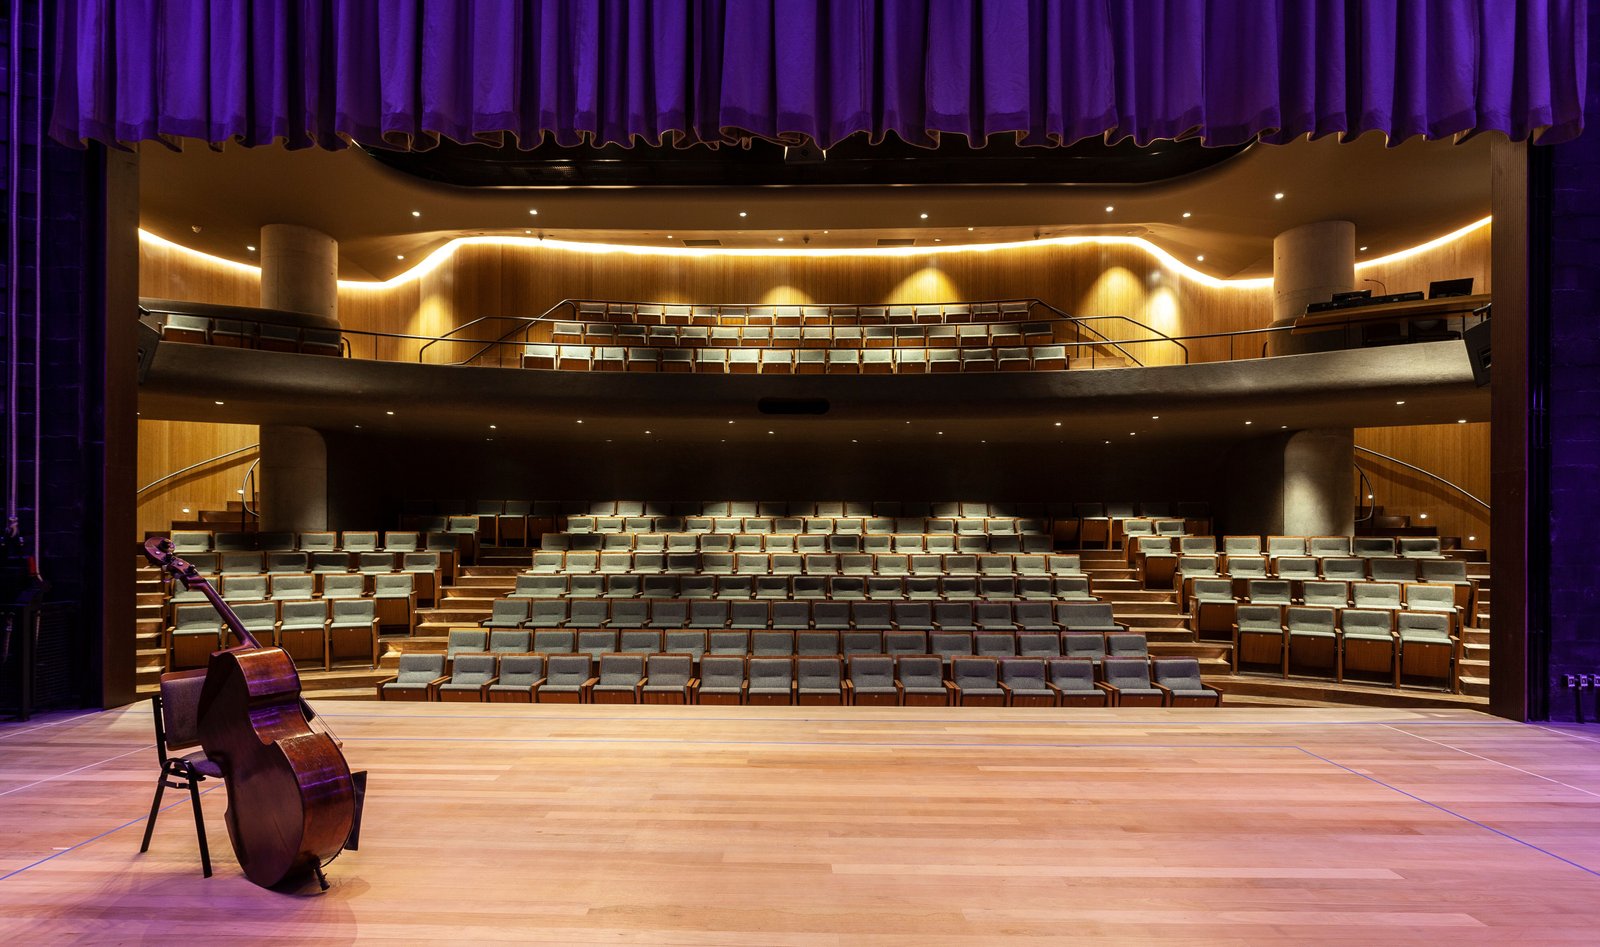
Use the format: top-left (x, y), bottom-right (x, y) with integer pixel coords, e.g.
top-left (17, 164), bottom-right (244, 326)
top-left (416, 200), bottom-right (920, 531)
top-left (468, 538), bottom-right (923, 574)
top-left (50, 0), bottom-right (1587, 151)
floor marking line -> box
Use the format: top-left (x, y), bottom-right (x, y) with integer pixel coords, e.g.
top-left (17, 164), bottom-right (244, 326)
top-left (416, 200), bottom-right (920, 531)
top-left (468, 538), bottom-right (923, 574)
top-left (1296, 746), bottom-right (1600, 880)
top-left (1382, 724), bottom-right (1600, 799)
top-left (318, 710), bottom-right (1513, 728)
top-left (0, 711), bottom-right (98, 742)
top-left (0, 745), bottom-right (156, 799)
top-left (1530, 723), bottom-right (1600, 747)
top-left (339, 734), bottom-right (1305, 750)
top-left (0, 786), bottom-right (220, 883)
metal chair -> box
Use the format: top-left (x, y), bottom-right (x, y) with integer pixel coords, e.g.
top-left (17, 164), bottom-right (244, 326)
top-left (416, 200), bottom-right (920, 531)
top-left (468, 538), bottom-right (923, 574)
top-left (138, 670), bottom-right (217, 877)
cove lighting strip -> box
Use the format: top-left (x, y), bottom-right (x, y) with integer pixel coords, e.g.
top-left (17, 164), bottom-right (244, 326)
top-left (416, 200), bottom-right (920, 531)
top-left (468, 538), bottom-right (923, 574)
top-left (138, 215), bottom-right (1491, 293)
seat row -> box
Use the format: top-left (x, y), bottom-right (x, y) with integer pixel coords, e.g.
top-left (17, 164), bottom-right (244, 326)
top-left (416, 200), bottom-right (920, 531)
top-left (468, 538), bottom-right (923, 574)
top-left (158, 558), bottom-right (443, 605)
top-left (1232, 608), bottom-right (1460, 691)
top-left (478, 599), bottom-right (1128, 634)
top-left (379, 652), bottom-right (1217, 707)
top-left (1217, 535), bottom-right (1447, 560)
top-left (527, 551), bottom-right (1085, 576)
top-left (442, 626), bottom-right (1145, 667)
top-left (560, 515), bottom-right (1050, 536)
top-left (508, 573), bottom-right (1094, 602)
top-left (442, 499), bottom-right (1204, 519)
top-left (539, 532), bottom-right (1054, 554)
top-left (167, 599), bottom-right (382, 672)
top-left (1193, 580), bottom-right (1465, 635)
top-left (166, 530), bottom-right (462, 555)
top-left (568, 299), bottom-right (1039, 327)
top-left (547, 320), bottom-right (1058, 348)
top-left (1158, 554), bottom-right (1472, 597)
top-left (521, 343), bottom-right (1076, 374)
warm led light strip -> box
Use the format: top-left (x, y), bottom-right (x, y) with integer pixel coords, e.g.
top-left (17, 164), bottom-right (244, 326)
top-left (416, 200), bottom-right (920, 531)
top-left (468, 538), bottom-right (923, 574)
top-left (138, 215), bottom-right (1491, 293)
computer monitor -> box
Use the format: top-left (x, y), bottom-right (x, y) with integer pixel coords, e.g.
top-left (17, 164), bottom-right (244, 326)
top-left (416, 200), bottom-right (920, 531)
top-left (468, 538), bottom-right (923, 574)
top-left (1429, 278), bottom-right (1474, 298)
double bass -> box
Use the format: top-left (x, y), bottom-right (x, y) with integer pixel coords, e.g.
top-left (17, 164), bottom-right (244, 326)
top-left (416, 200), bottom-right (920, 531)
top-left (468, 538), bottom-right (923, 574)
top-left (145, 536), bottom-right (363, 889)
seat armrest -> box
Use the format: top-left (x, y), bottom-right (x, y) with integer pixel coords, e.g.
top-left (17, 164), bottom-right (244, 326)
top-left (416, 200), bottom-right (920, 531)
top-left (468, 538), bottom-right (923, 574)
top-left (374, 675), bottom-right (398, 699)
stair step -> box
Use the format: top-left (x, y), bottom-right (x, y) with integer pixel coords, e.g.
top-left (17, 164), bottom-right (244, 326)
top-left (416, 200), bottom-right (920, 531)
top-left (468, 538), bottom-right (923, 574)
top-left (463, 565), bottom-right (528, 576)
top-left (1459, 676), bottom-right (1489, 698)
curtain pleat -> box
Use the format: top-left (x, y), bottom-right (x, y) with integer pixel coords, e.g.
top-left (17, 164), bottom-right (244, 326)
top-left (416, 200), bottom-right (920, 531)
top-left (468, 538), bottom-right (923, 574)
top-left (49, 0), bottom-right (1588, 150)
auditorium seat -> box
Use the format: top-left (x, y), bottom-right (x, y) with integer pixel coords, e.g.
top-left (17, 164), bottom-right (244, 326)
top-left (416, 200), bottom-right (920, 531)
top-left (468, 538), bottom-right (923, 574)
top-left (1285, 607), bottom-right (1338, 678)
top-left (1189, 578), bottom-right (1238, 639)
top-left (1231, 604), bottom-right (1285, 673)
top-left (269, 574), bottom-right (314, 601)
top-left (438, 654), bottom-right (498, 703)
top-left (372, 573), bottom-right (416, 633)
top-left (1370, 558), bottom-right (1419, 584)
top-left (538, 654), bottom-right (596, 703)
top-left (1100, 659), bottom-right (1165, 707)
top-left (275, 600), bottom-right (330, 670)
top-left (641, 654), bottom-right (694, 704)
top-left (1397, 612), bottom-right (1458, 690)
top-left (591, 654), bottom-right (647, 703)
top-left (1404, 583), bottom-right (1462, 631)
top-left (1399, 537), bottom-right (1445, 559)
top-left (845, 655), bottom-right (899, 706)
top-left (477, 598), bottom-right (528, 630)
top-left (489, 629), bottom-right (532, 654)
top-left (746, 657), bottom-right (796, 705)
top-left (998, 658), bottom-right (1055, 707)
top-left (377, 654), bottom-right (448, 701)
top-left (1301, 580), bottom-right (1349, 608)
top-left (1046, 659), bottom-right (1107, 706)
top-left (577, 630), bottom-right (618, 661)
top-left (884, 629), bottom-right (927, 656)
top-left (620, 629), bottom-right (662, 653)
top-left (1353, 537), bottom-right (1395, 558)
top-left (527, 601), bottom-right (569, 631)
top-left (1152, 658), bottom-right (1221, 706)
top-left (1352, 582), bottom-right (1403, 612)
top-left (949, 656), bottom-right (1005, 707)
top-left (1338, 609), bottom-right (1396, 683)
top-left (487, 655), bottom-right (545, 703)
top-left (897, 655), bottom-right (950, 706)
top-left (796, 657), bottom-right (844, 705)
top-left (221, 574), bottom-right (267, 603)
top-left (1321, 557), bottom-right (1366, 583)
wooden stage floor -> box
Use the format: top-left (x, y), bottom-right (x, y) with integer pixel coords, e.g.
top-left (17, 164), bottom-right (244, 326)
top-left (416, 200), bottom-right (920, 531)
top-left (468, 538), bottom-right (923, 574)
top-left (3, 703), bottom-right (1600, 945)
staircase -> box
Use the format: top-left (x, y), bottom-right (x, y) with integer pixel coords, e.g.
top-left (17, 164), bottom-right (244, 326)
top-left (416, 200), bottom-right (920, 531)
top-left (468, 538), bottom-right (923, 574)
top-left (1077, 549), bottom-right (1231, 674)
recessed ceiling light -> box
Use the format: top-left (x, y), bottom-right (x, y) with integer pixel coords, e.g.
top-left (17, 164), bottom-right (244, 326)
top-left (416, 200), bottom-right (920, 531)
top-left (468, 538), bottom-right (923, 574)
top-left (738, 211), bottom-right (748, 218)
top-left (1244, 420), bottom-right (1252, 425)
top-left (937, 431), bottom-right (944, 435)
top-left (728, 420), bottom-right (735, 424)
top-left (386, 410), bottom-right (394, 415)
top-left (1105, 206), bottom-right (1114, 213)
top-left (214, 400), bottom-right (224, 405)
top-left (1196, 255), bottom-right (1205, 261)
top-left (823, 230), bottom-right (830, 234)
top-left (667, 235), bottom-right (673, 239)
top-left (967, 226), bottom-right (974, 231)
top-left (933, 238), bottom-right (941, 242)
top-left (1104, 440), bottom-right (1111, 444)
top-left (396, 254), bottom-right (405, 260)
top-left (1367, 493), bottom-right (1374, 499)
top-left (851, 439), bottom-right (858, 443)
top-left (1468, 535), bottom-right (1476, 542)
top-left (767, 430), bottom-right (774, 435)
top-left (1181, 212), bottom-right (1192, 219)
top-left (489, 424), bottom-right (497, 429)
top-left (236, 488), bottom-right (244, 495)
top-left (1274, 192), bottom-right (1285, 200)
top-left (528, 209), bottom-right (538, 215)
top-left (1419, 513), bottom-right (1429, 520)
top-left (1151, 415), bottom-right (1159, 420)
top-left (411, 210), bottom-right (421, 217)
top-left (1458, 418), bottom-right (1468, 423)
top-left (1395, 400), bottom-right (1406, 405)
top-left (1128, 432), bottom-right (1136, 436)
top-left (525, 229), bottom-right (532, 234)
top-left (246, 245), bottom-right (256, 252)
top-left (354, 424), bottom-right (361, 429)
top-left (181, 507), bottom-right (190, 514)
top-left (1360, 245), bottom-right (1369, 251)
top-left (919, 213), bottom-right (929, 219)
top-left (777, 237), bottom-right (784, 242)
top-left (1281, 425), bottom-right (1288, 429)
top-left (576, 419), bottom-right (583, 424)
top-left (645, 429), bottom-right (652, 434)
top-left (1054, 422), bottom-right (1062, 427)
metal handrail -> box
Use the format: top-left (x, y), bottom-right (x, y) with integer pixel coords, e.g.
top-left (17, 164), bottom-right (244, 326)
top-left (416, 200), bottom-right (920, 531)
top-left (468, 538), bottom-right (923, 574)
top-left (136, 444), bottom-right (260, 495)
top-left (416, 298), bottom-right (577, 364)
top-left (240, 458), bottom-right (260, 519)
top-left (1353, 445), bottom-right (1490, 510)
top-left (1353, 463), bottom-right (1376, 523)
top-left (1027, 301), bottom-right (1187, 366)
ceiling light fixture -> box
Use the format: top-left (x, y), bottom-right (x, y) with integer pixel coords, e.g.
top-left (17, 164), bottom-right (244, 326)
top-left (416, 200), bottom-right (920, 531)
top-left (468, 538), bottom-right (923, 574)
top-left (386, 410), bottom-right (394, 415)
top-left (214, 400), bottom-right (224, 405)
top-left (396, 254), bottom-right (404, 260)
top-left (1395, 400), bottom-right (1406, 405)
top-left (1181, 212), bottom-right (1192, 219)
top-left (528, 209), bottom-right (538, 215)
top-left (1459, 419), bottom-right (1468, 423)
top-left (576, 419), bottom-right (583, 424)
top-left (1274, 192), bottom-right (1285, 200)
top-left (777, 237), bottom-right (784, 242)
top-left (1054, 422), bottom-right (1061, 427)
top-left (967, 226), bottom-right (974, 231)
top-left (245, 245), bottom-right (256, 252)
top-left (411, 210), bottom-right (421, 217)
top-left (1244, 420), bottom-right (1252, 425)
top-left (1360, 245), bottom-right (1369, 252)
top-left (1151, 415), bottom-right (1159, 420)
top-left (919, 212), bottom-right (929, 219)
top-left (1105, 206), bottom-right (1114, 213)
top-left (738, 211), bottom-right (748, 218)
top-left (1196, 254), bottom-right (1205, 261)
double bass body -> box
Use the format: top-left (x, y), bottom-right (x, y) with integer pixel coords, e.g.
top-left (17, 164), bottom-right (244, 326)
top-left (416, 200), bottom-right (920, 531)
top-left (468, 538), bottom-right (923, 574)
top-left (198, 647), bottom-right (356, 888)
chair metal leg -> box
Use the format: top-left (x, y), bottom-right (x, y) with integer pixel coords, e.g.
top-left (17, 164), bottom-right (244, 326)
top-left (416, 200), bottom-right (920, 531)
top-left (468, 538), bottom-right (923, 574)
top-left (139, 771), bottom-right (168, 853)
top-left (188, 776), bottom-right (212, 878)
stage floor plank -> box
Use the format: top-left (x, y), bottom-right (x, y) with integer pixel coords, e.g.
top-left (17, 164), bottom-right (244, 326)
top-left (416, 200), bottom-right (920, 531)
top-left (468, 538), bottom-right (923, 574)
top-left (3, 703), bottom-right (1600, 944)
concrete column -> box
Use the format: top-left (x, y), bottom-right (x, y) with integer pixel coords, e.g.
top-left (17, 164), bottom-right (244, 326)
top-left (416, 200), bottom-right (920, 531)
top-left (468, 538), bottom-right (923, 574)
top-left (260, 224), bottom-right (338, 320)
top-left (1273, 221), bottom-right (1356, 322)
top-left (260, 426), bottom-right (328, 533)
top-left (1267, 221), bottom-right (1357, 356)
top-left (1282, 429), bottom-right (1355, 536)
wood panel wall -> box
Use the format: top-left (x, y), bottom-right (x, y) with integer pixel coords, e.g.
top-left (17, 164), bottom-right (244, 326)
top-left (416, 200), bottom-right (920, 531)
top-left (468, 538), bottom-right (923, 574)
top-left (136, 419), bottom-right (260, 538)
top-left (1354, 422), bottom-right (1491, 549)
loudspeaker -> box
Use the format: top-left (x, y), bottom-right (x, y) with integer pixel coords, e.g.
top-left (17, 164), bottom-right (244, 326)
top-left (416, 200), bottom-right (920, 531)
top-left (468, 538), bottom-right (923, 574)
top-left (136, 321), bottom-right (161, 383)
top-left (1463, 318), bottom-right (1491, 387)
